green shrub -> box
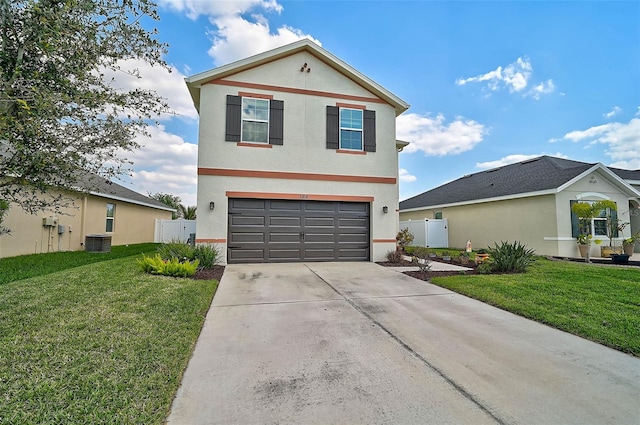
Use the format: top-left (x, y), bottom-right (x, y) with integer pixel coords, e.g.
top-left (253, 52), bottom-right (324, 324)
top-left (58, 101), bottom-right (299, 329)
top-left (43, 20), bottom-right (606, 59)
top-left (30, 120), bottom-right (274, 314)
top-left (411, 247), bottom-right (432, 273)
top-left (137, 254), bottom-right (199, 278)
top-left (476, 261), bottom-right (493, 274)
top-left (396, 228), bottom-right (414, 250)
top-left (193, 244), bottom-right (220, 269)
top-left (157, 240), bottom-right (193, 262)
top-left (487, 241), bottom-right (536, 273)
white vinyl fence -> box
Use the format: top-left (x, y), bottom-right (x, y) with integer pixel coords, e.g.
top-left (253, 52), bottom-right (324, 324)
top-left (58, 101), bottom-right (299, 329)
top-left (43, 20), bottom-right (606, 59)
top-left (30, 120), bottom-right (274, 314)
top-left (399, 219), bottom-right (449, 248)
top-left (154, 219), bottom-right (196, 243)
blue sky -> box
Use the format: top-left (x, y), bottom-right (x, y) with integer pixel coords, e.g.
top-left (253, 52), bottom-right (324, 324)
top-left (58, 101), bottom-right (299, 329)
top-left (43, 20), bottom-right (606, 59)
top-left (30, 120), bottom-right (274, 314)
top-left (116, 0), bottom-right (640, 206)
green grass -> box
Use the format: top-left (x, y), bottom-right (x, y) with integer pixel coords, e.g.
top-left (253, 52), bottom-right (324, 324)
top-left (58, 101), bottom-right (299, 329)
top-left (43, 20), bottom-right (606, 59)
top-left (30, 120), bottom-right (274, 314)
top-left (430, 257), bottom-right (640, 356)
top-left (0, 256), bottom-right (218, 424)
top-left (0, 243), bottom-right (159, 285)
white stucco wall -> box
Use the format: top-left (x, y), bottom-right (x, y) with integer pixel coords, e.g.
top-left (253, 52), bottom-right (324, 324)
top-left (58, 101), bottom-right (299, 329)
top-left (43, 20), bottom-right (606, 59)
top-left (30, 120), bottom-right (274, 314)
top-left (195, 50), bottom-right (401, 263)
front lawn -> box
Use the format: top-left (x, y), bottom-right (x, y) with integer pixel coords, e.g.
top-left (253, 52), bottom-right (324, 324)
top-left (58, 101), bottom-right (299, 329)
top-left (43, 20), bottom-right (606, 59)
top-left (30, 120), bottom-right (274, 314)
top-left (0, 256), bottom-right (217, 424)
top-left (430, 257), bottom-right (640, 356)
top-left (0, 243), bottom-right (159, 285)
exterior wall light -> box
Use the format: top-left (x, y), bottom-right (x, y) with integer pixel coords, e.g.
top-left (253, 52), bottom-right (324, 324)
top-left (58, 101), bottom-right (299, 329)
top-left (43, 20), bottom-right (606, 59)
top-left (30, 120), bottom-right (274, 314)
top-left (383, 206), bottom-right (388, 213)
top-left (209, 201), bottom-right (215, 210)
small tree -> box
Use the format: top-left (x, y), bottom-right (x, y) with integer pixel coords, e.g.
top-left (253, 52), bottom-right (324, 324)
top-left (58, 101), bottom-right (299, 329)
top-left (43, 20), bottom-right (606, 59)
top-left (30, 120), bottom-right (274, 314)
top-left (571, 200), bottom-right (617, 263)
top-left (396, 228), bottom-right (414, 251)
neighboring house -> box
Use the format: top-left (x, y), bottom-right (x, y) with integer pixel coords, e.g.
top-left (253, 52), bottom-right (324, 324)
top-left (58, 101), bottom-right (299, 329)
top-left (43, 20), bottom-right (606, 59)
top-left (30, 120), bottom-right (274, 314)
top-left (399, 156), bottom-right (640, 257)
top-left (185, 39), bottom-right (410, 263)
top-left (0, 174), bottom-right (174, 258)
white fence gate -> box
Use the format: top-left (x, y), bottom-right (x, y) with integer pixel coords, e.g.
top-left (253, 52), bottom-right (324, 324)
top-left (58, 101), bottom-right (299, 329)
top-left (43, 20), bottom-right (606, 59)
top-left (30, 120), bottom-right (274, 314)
top-left (399, 219), bottom-right (449, 248)
top-left (154, 219), bottom-right (197, 243)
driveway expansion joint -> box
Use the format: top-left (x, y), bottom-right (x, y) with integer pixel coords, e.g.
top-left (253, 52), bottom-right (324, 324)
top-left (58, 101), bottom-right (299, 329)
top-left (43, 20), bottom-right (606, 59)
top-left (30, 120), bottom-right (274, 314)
top-left (212, 298), bottom-right (344, 308)
top-left (305, 264), bottom-right (507, 425)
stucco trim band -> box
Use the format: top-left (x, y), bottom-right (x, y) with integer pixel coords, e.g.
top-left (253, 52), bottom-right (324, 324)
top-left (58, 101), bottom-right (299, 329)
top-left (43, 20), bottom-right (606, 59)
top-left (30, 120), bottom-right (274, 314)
top-left (373, 239), bottom-right (397, 243)
top-left (208, 79), bottom-right (387, 105)
top-left (200, 168), bottom-right (396, 184)
top-left (226, 191), bottom-right (374, 202)
top-left (195, 238), bottom-right (227, 243)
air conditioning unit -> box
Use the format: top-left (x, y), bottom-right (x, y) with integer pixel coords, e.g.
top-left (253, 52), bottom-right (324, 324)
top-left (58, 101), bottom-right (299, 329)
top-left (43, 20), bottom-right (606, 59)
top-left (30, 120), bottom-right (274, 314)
top-left (84, 234), bottom-right (112, 253)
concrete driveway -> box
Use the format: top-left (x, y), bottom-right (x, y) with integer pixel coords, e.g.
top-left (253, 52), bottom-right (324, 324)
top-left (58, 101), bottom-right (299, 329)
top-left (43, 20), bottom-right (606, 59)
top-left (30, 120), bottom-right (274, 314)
top-left (167, 262), bottom-right (640, 425)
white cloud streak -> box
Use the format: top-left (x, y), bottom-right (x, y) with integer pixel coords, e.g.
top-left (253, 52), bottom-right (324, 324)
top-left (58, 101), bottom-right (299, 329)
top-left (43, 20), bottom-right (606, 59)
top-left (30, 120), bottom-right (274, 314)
top-left (397, 113), bottom-right (487, 156)
top-left (550, 118), bottom-right (640, 170)
top-left (456, 57), bottom-right (554, 99)
top-left (603, 106), bottom-right (622, 119)
top-left (475, 153), bottom-right (569, 170)
top-left (399, 168), bottom-right (417, 182)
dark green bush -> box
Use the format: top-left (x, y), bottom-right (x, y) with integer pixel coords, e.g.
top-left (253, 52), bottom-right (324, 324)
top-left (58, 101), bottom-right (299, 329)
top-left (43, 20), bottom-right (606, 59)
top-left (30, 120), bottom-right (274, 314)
top-left (157, 240), bottom-right (193, 262)
top-left (487, 241), bottom-right (536, 273)
top-left (193, 244), bottom-right (221, 269)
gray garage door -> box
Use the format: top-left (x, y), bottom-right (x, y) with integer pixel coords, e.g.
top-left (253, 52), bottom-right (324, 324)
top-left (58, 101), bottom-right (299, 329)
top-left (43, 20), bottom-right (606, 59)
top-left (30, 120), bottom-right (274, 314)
top-left (227, 198), bottom-right (370, 263)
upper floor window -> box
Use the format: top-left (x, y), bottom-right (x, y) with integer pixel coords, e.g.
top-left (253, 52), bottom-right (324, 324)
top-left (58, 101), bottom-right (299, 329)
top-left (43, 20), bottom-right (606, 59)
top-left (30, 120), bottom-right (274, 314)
top-left (225, 95), bottom-right (284, 145)
top-left (340, 108), bottom-right (363, 150)
top-left (106, 203), bottom-right (115, 232)
top-left (242, 98), bottom-right (269, 143)
top-left (326, 105), bottom-right (376, 152)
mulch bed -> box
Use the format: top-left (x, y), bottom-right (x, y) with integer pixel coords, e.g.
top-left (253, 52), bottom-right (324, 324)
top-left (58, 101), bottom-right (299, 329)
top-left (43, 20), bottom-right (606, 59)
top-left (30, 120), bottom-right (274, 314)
top-left (377, 257), bottom-right (478, 281)
top-left (192, 265), bottom-right (225, 281)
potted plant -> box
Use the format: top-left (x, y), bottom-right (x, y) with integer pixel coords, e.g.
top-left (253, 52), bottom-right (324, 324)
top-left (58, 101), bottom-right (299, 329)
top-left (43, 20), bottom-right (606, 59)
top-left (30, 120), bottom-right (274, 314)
top-left (441, 250), bottom-right (451, 261)
top-left (576, 234), bottom-right (589, 258)
top-left (475, 248), bottom-right (490, 264)
top-left (623, 232), bottom-right (639, 256)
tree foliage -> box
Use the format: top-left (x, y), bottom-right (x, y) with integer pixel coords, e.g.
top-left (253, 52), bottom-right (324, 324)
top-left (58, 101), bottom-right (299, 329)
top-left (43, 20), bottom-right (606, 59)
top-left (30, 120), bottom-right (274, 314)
top-left (178, 204), bottom-right (196, 220)
top-left (0, 0), bottom-right (170, 215)
top-left (148, 192), bottom-right (181, 219)
top-left (571, 200), bottom-right (618, 263)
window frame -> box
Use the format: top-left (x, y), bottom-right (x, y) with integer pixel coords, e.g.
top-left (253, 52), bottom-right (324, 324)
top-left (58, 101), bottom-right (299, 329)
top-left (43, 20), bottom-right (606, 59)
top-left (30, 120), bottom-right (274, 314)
top-left (339, 107), bottom-right (364, 151)
top-left (241, 97), bottom-right (270, 144)
top-left (571, 200), bottom-right (616, 238)
top-left (106, 203), bottom-right (115, 233)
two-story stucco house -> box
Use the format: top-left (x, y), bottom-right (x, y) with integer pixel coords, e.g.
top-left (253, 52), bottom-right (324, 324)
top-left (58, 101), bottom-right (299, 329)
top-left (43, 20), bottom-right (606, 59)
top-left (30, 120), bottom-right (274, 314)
top-left (185, 40), bottom-right (409, 263)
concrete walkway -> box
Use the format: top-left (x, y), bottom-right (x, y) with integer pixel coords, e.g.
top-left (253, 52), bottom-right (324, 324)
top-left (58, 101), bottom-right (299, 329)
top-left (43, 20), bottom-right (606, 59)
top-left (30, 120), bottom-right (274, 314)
top-left (167, 262), bottom-right (640, 425)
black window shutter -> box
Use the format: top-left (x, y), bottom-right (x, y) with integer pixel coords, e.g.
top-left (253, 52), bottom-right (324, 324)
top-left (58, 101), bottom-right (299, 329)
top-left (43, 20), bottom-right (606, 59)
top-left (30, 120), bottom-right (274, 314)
top-left (225, 95), bottom-right (241, 142)
top-left (570, 200), bottom-right (579, 238)
top-left (326, 106), bottom-right (339, 149)
top-left (363, 109), bottom-right (376, 152)
top-left (269, 100), bottom-right (284, 145)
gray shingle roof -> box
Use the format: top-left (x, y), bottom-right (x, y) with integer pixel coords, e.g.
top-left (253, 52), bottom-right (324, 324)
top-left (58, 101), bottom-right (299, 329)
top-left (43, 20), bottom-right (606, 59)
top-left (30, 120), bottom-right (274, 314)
top-left (609, 167), bottom-right (640, 181)
top-left (79, 174), bottom-right (174, 211)
top-left (400, 156), bottom-right (596, 210)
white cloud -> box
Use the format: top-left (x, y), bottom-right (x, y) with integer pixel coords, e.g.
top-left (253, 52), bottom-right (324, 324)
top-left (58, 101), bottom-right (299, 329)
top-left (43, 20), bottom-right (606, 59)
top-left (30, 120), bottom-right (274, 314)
top-left (457, 57), bottom-right (554, 99)
top-left (397, 113), bottom-right (487, 156)
top-left (551, 118), bottom-right (640, 170)
top-left (526, 79), bottom-right (555, 100)
top-left (117, 125), bottom-right (198, 205)
top-left (208, 15), bottom-right (320, 65)
top-left (103, 59), bottom-right (197, 120)
top-left (603, 106), bottom-right (622, 119)
top-left (160, 0), bottom-right (319, 66)
top-left (475, 153), bottom-right (569, 169)
top-left (399, 168), bottom-right (417, 183)
top-left (159, 0), bottom-right (282, 20)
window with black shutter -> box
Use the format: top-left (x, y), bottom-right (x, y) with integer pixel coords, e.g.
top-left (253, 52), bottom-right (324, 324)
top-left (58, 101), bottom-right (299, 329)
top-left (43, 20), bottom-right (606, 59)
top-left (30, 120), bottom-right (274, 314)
top-left (327, 106), bottom-right (376, 152)
top-left (225, 95), bottom-right (284, 145)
